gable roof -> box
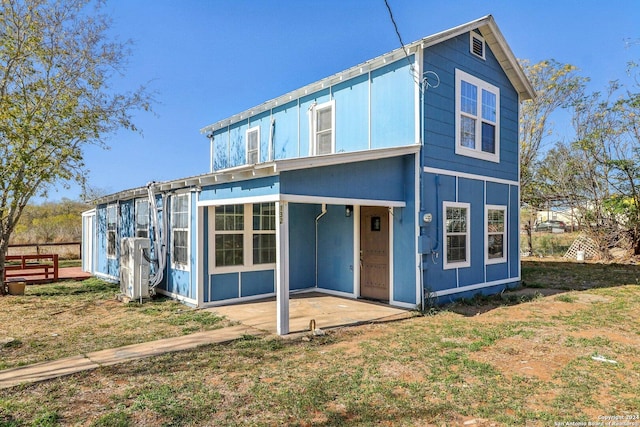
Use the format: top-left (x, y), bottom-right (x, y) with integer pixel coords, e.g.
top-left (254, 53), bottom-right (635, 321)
top-left (201, 15), bottom-right (535, 135)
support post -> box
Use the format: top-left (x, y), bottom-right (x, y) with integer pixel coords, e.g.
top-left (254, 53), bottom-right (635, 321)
top-left (275, 200), bottom-right (289, 335)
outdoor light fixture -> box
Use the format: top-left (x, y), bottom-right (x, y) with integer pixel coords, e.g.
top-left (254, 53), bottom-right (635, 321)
top-left (345, 205), bottom-right (353, 217)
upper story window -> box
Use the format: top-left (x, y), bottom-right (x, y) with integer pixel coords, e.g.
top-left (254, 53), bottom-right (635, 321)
top-left (106, 204), bottom-right (117, 259)
top-left (171, 193), bottom-right (190, 270)
top-left (443, 201), bottom-right (470, 269)
top-left (470, 31), bottom-right (485, 60)
top-left (135, 199), bottom-right (149, 238)
top-left (310, 100), bottom-right (335, 155)
top-left (455, 69), bottom-right (500, 163)
top-left (246, 126), bottom-right (260, 164)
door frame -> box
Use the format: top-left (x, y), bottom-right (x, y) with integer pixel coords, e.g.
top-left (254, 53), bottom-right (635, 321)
top-left (355, 205), bottom-right (393, 302)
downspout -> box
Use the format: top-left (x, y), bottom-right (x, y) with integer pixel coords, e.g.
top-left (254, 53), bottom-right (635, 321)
top-left (315, 204), bottom-right (327, 287)
top-left (268, 118), bottom-right (275, 161)
top-left (207, 132), bottom-right (215, 173)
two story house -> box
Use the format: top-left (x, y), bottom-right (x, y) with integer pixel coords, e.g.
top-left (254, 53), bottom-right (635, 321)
top-left (82, 15), bottom-right (535, 334)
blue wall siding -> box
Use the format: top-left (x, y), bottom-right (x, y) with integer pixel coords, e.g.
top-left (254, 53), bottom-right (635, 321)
top-left (281, 156), bottom-right (408, 202)
top-left (289, 203), bottom-right (321, 290)
top-left (392, 156), bottom-right (417, 304)
top-left (213, 128), bottom-right (228, 171)
top-left (200, 176), bottom-right (279, 201)
top-left (248, 111), bottom-right (271, 163)
top-left (210, 273), bottom-right (239, 301)
top-left (317, 205), bottom-right (354, 293)
top-left (423, 32), bottom-right (519, 182)
top-left (334, 74), bottom-right (369, 152)
top-left (272, 100), bottom-right (299, 160)
top-left (371, 57), bottom-right (415, 148)
top-left (509, 185), bottom-right (520, 279)
top-left (120, 200), bottom-right (134, 239)
top-left (241, 270), bottom-right (275, 297)
top-left (95, 205), bottom-right (108, 276)
top-left (457, 178), bottom-right (485, 287)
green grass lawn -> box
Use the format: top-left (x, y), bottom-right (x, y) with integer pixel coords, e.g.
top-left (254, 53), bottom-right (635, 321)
top-left (1, 262), bottom-right (639, 426)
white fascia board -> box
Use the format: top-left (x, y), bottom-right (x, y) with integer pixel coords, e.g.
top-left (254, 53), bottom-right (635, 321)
top-left (281, 194), bottom-right (405, 208)
top-left (197, 194), bottom-right (279, 207)
top-left (423, 166), bottom-right (519, 187)
top-left (429, 276), bottom-right (521, 299)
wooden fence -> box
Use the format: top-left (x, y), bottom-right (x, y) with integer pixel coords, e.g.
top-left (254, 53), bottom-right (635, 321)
top-left (3, 254), bottom-right (59, 283)
top-left (6, 242), bottom-right (81, 260)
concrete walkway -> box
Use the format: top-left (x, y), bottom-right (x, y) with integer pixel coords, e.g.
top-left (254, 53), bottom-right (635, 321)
top-left (0, 324), bottom-right (264, 389)
top-left (1, 294), bottom-right (412, 390)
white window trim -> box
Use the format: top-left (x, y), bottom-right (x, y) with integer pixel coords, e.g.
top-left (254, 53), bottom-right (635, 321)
top-left (171, 193), bottom-right (190, 271)
top-left (443, 201), bottom-right (471, 270)
top-left (309, 99), bottom-right (335, 156)
top-left (455, 69), bottom-right (500, 163)
top-left (106, 204), bottom-right (118, 260)
top-left (246, 126), bottom-right (260, 164)
top-left (209, 203), bottom-right (276, 274)
top-left (470, 31), bottom-right (486, 60)
top-left (486, 204), bottom-right (507, 265)
top-left (135, 198), bottom-right (149, 238)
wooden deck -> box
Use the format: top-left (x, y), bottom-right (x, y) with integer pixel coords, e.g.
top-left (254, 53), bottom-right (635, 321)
top-left (4, 266), bottom-right (92, 284)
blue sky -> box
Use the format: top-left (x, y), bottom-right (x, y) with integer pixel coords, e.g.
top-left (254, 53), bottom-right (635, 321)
top-left (47, 0), bottom-right (640, 201)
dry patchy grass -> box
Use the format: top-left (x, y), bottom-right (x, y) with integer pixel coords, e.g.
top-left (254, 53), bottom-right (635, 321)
top-left (0, 278), bottom-right (229, 370)
top-left (1, 263), bottom-right (640, 426)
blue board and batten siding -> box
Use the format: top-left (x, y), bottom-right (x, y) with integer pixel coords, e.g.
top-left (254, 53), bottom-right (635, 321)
top-left (420, 30), bottom-right (521, 299)
top-left (85, 19), bottom-right (530, 312)
top-left (211, 57), bottom-right (416, 170)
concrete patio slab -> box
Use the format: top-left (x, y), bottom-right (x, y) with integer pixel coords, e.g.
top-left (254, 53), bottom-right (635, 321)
top-left (208, 292), bottom-right (413, 335)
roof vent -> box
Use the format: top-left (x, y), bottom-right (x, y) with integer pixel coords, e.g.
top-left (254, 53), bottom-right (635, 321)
top-left (470, 31), bottom-right (485, 60)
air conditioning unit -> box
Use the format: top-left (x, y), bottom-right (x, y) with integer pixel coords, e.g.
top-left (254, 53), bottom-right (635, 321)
top-left (120, 237), bottom-right (151, 301)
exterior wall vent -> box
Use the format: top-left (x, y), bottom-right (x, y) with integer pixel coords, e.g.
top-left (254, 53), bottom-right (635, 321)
top-left (470, 31), bottom-right (485, 60)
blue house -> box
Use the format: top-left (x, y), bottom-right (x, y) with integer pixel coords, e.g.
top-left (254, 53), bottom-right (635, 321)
top-left (81, 16), bottom-right (535, 334)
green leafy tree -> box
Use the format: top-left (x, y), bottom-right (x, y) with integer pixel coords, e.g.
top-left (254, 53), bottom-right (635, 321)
top-left (0, 0), bottom-right (152, 293)
top-left (519, 59), bottom-right (588, 255)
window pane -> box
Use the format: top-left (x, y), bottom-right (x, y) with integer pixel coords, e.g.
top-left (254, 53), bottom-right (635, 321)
top-left (317, 107), bottom-right (332, 132)
top-left (447, 235), bottom-right (467, 263)
top-left (248, 151), bottom-right (258, 164)
top-left (488, 234), bottom-right (504, 259)
top-left (317, 132), bottom-right (332, 154)
top-left (461, 81), bottom-right (477, 115)
top-left (215, 205), bottom-right (244, 231)
top-left (248, 130), bottom-right (258, 150)
top-left (253, 203), bottom-right (276, 231)
top-left (481, 122), bottom-right (495, 153)
top-left (460, 116), bottom-right (476, 149)
top-left (482, 90), bottom-right (496, 122)
top-left (487, 209), bottom-right (505, 232)
top-left (215, 234), bottom-right (243, 266)
top-left (108, 231), bottom-right (116, 256)
top-left (446, 207), bottom-right (467, 233)
top-left (253, 234), bottom-right (276, 264)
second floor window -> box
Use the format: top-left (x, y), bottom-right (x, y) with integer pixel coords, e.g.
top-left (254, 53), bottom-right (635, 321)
top-left (246, 126), bottom-right (260, 164)
top-left (455, 69), bottom-right (500, 163)
top-left (135, 199), bottom-right (149, 238)
top-left (311, 100), bottom-right (335, 155)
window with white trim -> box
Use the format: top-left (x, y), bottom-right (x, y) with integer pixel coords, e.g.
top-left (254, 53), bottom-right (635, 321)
top-left (212, 202), bottom-right (276, 270)
top-left (470, 31), bottom-right (485, 60)
top-left (214, 204), bottom-right (244, 267)
top-left (311, 100), bottom-right (335, 155)
top-left (106, 204), bottom-right (117, 259)
top-left (486, 205), bottom-right (507, 264)
top-left (455, 69), bottom-right (500, 162)
top-left (252, 203), bottom-right (276, 264)
top-left (171, 194), bottom-right (189, 269)
top-left (246, 126), bottom-right (260, 164)
top-left (135, 199), bottom-right (149, 238)
top-left (443, 202), bottom-right (470, 269)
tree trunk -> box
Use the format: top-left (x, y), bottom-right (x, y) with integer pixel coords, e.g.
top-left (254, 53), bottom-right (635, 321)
top-left (525, 219), bottom-right (533, 257)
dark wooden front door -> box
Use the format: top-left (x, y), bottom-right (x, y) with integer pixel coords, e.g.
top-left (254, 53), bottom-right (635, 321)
top-left (360, 206), bottom-right (389, 301)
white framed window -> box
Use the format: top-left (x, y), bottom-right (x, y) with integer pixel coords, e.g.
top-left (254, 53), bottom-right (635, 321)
top-left (486, 205), bottom-right (507, 264)
top-left (106, 204), bottom-right (117, 259)
top-left (171, 193), bottom-right (190, 270)
top-left (211, 202), bottom-right (276, 271)
top-left (252, 203), bottom-right (276, 264)
top-left (135, 199), bottom-right (149, 238)
top-left (214, 204), bottom-right (244, 267)
top-left (310, 100), bottom-right (335, 155)
top-left (246, 126), bottom-right (260, 164)
top-left (470, 31), bottom-right (485, 60)
top-left (443, 201), bottom-right (470, 269)
top-left (455, 69), bottom-right (500, 162)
